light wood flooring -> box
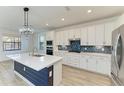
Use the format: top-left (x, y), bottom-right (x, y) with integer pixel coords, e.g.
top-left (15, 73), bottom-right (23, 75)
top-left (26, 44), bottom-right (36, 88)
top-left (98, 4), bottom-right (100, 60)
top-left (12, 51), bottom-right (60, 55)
top-left (60, 65), bottom-right (112, 86)
top-left (0, 61), bottom-right (112, 86)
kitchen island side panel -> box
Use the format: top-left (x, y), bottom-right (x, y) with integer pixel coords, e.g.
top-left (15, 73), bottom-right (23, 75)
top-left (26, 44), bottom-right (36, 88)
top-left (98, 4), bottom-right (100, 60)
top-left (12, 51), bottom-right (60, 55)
top-left (14, 61), bottom-right (53, 86)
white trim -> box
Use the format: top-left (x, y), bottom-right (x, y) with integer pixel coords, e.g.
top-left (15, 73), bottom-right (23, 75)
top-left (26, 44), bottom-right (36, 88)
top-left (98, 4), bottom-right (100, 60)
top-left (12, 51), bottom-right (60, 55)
top-left (14, 71), bottom-right (34, 86)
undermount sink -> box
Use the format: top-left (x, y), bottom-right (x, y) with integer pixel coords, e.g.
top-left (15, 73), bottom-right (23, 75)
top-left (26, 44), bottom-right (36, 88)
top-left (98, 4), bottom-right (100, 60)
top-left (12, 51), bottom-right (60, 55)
top-left (32, 54), bottom-right (45, 57)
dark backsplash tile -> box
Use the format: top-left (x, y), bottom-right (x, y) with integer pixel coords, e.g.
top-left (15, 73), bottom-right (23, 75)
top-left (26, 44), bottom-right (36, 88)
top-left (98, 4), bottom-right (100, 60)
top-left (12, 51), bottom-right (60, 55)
top-left (58, 45), bottom-right (112, 54)
top-left (80, 46), bottom-right (112, 54)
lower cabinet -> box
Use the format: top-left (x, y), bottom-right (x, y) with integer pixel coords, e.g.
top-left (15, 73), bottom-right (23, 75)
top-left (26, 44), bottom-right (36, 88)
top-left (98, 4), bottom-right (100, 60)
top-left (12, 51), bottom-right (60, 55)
top-left (14, 61), bottom-right (53, 86)
top-left (55, 51), bottom-right (111, 76)
top-left (87, 57), bottom-right (97, 72)
top-left (80, 56), bottom-right (88, 69)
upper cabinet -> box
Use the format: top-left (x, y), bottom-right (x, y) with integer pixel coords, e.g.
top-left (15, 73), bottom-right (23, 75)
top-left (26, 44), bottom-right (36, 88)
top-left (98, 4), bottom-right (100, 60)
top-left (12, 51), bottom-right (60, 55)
top-left (95, 24), bottom-right (105, 45)
top-left (87, 25), bottom-right (96, 45)
top-left (73, 28), bottom-right (81, 38)
top-left (68, 29), bottom-right (80, 39)
top-left (54, 20), bottom-right (115, 46)
top-left (104, 22), bottom-right (114, 45)
top-left (80, 27), bottom-right (88, 45)
top-left (55, 30), bottom-right (69, 45)
top-left (46, 31), bottom-right (55, 41)
top-left (68, 29), bottom-right (74, 39)
top-left (55, 31), bottom-right (61, 45)
top-left (63, 30), bottom-right (69, 45)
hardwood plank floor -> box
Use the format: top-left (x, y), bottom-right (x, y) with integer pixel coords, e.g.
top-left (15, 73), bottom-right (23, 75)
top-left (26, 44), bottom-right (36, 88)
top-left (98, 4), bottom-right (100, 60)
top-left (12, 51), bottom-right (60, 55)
top-left (0, 61), bottom-right (28, 86)
top-left (0, 61), bottom-right (112, 86)
top-left (60, 65), bottom-right (112, 86)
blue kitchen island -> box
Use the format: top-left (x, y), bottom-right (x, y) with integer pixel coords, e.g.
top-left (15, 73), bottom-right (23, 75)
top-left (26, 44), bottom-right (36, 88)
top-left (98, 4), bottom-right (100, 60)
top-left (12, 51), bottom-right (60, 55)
top-left (7, 53), bottom-right (62, 86)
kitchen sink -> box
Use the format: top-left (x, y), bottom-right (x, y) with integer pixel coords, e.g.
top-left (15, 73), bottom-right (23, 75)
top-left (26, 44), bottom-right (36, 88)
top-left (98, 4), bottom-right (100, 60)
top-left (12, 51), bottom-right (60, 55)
top-left (32, 54), bottom-right (45, 57)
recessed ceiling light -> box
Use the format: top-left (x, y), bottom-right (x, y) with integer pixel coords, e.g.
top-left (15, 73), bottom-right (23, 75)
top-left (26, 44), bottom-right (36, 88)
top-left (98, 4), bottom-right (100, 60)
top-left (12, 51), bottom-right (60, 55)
top-left (87, 9), bottom-right (92, 13)
top-left (46, 23), bottom-right (49, 26)
top-left (61, 18), bottom-right (65, 21)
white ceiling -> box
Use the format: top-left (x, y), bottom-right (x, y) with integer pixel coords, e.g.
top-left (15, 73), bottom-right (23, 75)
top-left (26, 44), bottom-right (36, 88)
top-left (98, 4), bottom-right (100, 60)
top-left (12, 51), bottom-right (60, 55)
top-left (0, 6), bottom-right (124, 31)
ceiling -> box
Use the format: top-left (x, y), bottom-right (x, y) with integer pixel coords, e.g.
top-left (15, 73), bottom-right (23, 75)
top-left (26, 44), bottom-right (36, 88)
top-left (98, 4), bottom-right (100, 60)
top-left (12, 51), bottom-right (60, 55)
top-left (0, 6), bottom-right (124, 32)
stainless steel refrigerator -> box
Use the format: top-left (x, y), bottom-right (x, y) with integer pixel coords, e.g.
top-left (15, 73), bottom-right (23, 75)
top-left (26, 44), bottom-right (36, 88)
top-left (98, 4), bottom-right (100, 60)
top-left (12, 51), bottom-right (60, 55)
top-left (111, 24), bottom-right (124, 85)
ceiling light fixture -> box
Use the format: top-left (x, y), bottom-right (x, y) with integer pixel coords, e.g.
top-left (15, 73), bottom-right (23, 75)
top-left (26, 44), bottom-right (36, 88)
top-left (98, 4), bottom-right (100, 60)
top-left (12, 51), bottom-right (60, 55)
top-left (61, 18), bottom-right (65, 21)
top-left (46, 23), bottom-right (49, 26)
top-left (19, 7), bottom-right (34, 36)
top-left (87, 9), bottom-right (92, 13)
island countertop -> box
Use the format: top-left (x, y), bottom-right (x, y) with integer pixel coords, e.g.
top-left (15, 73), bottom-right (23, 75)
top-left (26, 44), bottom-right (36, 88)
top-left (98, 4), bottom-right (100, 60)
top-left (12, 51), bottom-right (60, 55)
top-left (7, 53), bottom-right (62, 71)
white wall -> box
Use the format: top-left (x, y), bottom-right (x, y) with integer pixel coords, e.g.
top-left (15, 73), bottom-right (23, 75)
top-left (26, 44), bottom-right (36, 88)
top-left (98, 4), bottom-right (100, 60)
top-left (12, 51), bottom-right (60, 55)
top-left (33, 32), bottom-right (46, 54)
top-left (114, 13), bottom-right (124, 29)
top-left (0, 28), bottom-right (33, 62)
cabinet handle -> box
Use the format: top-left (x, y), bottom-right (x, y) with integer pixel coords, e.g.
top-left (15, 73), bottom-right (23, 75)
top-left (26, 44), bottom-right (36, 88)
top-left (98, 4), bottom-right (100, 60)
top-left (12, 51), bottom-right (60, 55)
top-left (24, 67), bottom-right (26, 71)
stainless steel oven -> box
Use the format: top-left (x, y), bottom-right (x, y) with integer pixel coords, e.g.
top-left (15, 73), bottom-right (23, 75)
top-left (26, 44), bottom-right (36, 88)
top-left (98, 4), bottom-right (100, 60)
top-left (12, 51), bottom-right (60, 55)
top-left (46, 47), bottom-right (53, 55)
top-left (46, 41), bottom-right (53, 46)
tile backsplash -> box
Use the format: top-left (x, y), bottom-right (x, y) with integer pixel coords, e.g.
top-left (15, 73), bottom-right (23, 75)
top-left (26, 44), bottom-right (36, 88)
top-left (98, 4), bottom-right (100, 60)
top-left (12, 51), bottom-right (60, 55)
top-left (58, 45), bottom-right (112, 54)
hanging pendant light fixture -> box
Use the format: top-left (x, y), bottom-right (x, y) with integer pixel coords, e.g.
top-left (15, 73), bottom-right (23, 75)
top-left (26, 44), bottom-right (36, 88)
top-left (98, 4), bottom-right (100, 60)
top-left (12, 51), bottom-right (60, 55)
top-left (19, 7), bottom-right (34, 36)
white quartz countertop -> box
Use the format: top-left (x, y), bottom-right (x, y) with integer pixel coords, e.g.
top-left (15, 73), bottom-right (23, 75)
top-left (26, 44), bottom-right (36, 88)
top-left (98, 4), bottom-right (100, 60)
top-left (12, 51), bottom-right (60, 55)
top-left (7, 53), bottom-right (62, 71)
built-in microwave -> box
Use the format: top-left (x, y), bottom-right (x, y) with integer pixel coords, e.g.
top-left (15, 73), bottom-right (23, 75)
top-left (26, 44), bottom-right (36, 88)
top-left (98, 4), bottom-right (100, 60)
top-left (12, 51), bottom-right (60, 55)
top-left (46, 41), bottom-right (53, 46)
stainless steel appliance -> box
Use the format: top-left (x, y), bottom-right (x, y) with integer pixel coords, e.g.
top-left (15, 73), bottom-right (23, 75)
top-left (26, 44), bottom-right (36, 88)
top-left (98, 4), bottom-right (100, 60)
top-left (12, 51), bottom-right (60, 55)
top-left (111, 25), bottom-right (124, 85)
top-left (46, 40), bottom-right (53, 46)
top-left (46, 40), bottom-right (53, 55)
top-left (46, 47), bottom-right (53, 55)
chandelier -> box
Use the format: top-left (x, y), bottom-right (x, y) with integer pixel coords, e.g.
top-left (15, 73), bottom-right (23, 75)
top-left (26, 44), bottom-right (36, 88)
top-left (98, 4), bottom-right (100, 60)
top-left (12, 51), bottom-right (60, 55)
top-left (19, 7), bottom-right (34, 36)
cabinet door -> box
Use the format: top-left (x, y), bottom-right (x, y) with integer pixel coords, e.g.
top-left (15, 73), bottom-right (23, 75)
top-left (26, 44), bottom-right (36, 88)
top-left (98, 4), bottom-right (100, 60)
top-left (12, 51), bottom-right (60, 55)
top-left (96, 57), bottom-right (111, 75)
top-left (87, 57), bottom-right (97, 72)
top-left (95, 24), bottom-right (104, 45)
top-left (80, 56), bottom-right (88, 69)
top-left (81, 27), bottom-right (88, 45)
top-left (73, 28), bottom-right (81, 38)
top-left (46, 31), bottom-right (54, 40)
top-left (59, 31), bottom-right (64, 45)
top-left (104, 22), bottom-right (114, 45)
top-left (63, 30), bottom-right (69, 45)
top-left (62, 53), bottom-right (68, 65)
top-left (68, 29), bottom-right (74, 39)
top-left (55, 31), bottom-right (60, 45)
top-left (87, 26), bottom-right (96, 45)
top-left (96, 58), bottom-right (107, 74)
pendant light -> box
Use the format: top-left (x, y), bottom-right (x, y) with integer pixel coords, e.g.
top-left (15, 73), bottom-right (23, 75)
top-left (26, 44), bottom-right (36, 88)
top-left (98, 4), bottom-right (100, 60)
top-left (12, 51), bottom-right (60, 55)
top-left (19, 7), bottom-right (34, 36)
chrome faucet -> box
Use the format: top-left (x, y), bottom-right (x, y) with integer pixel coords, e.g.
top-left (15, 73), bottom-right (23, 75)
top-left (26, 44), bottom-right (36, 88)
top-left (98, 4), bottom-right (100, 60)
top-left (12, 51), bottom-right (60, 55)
top-left (32, 47), bottom-right (38, 55)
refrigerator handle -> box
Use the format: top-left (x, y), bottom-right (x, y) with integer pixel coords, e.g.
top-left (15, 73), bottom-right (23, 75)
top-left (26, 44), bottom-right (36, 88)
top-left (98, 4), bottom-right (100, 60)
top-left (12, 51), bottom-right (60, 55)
top-left (114, 34), bottom-right (120, 73)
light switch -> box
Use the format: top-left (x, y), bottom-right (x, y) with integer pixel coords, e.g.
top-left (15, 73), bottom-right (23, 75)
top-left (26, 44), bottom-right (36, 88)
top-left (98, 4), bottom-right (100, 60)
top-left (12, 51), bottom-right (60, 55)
top-left (49, 71), bottom-right (52, 77)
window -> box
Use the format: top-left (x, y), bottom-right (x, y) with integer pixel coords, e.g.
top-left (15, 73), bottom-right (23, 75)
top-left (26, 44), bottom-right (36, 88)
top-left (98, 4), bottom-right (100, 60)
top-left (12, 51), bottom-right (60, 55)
top-left (39, 36), bottom-right (45, 50)
top-left (3, 36), bottom-right (21, 51)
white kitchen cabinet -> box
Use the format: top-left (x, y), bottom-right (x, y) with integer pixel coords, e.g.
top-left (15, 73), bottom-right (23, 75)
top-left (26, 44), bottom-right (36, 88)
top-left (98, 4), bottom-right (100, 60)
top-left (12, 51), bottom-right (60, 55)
top-left (55, 31), bottom-right (64, 45)
top-left (96, 57), bottom-right (111, 75)
top-left (59, 31), bottom-right (64, 45)
top-left (73, 28), bottom-right (81, 38)
top-left (68, 29), bottom-right (74, 39)
top-left (87, 56), bottom-right (97, 72)
top-left (96, 57), bottom-right (107, 74)
top-left (80, 27), bottom-right (88, 45)
top-left (87, 26), bottom-right (96, 45)
top-left (63, 30), bottom-right (69, 45)
top-left (104, 22), bottom-right (114, 45)
top-left (80, 56), bottom-right (88, 69)
top-left (55, 31), bottom-right (60, 45)
top-left (95, 24), bottom-right (105, 45)
top-left (46, 31), bottom-right (54, 40)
